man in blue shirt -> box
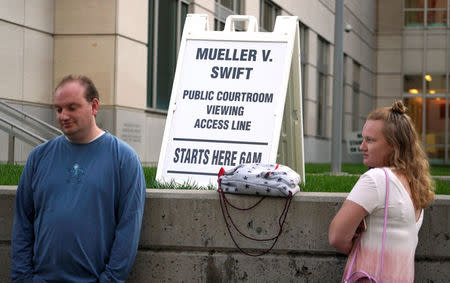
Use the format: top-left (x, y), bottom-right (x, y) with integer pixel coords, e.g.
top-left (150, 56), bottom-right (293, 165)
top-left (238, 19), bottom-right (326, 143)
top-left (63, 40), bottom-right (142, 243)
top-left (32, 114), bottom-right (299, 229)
top-left (11, 75), bottom-right (146, 282)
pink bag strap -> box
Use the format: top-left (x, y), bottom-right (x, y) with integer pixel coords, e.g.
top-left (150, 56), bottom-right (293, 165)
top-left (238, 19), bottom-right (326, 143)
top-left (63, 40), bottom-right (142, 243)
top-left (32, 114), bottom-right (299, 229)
top-left (380, 168), bottom-right (390, 276)
top-left (345, 168), bottom-right (390, 282)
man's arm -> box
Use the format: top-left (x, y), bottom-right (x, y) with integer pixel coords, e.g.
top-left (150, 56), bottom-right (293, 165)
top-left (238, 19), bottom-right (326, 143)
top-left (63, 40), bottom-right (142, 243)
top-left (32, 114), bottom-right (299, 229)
top-left (11, 156), bottom-right (36, 282)
top-left (99, 153), bottom-right (146, 283)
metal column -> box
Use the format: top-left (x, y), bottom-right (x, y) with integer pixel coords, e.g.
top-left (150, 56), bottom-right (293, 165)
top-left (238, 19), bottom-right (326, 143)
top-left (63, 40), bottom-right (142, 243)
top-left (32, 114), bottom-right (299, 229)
top-left (331, 0), bottom-right (344, 173)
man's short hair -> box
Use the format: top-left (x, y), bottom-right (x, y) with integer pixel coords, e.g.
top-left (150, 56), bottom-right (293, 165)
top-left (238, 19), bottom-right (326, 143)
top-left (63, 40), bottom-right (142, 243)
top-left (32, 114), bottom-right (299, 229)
top-left (55, 75), bottom-right (99, 102)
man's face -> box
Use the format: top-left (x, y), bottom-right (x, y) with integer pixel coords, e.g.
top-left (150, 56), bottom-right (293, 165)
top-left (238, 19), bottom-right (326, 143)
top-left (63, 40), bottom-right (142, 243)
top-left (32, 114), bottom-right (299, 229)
top-left (360, 119), bottom-right (393, 168)
top-left (53, 81), bottom-right (98, 143)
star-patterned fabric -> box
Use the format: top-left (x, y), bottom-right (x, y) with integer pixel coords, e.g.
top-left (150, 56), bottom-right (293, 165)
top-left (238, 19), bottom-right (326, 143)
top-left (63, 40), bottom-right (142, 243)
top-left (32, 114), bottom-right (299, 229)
top-left (218, 163), bottom-right (301, 197)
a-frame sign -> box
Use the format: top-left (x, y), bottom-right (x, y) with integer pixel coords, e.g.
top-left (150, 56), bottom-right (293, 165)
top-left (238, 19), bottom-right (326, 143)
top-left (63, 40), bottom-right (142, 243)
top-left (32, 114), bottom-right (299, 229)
top-left (157, 14), bottom-right (305, 187)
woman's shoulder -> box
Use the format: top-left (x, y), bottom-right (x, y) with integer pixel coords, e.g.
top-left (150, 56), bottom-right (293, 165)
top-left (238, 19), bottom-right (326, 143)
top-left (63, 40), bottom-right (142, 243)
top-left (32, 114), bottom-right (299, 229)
top-left (362, 167), bottom-right (390, 180)
top-left (353, 167), bottom-right (390, 195)
top-left (348, 168), bottom-right (387, 213)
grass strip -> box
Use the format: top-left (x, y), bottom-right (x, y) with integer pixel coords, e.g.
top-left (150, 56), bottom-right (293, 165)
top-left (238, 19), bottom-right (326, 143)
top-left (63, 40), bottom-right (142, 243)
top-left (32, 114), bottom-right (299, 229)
top-left (435, 179), bottom-right (450, 195)
top-left (0, 164), bottom-right (24, 185)
top-left (302, 174), bottom-right (359, 193)
top-left (305, 163), bottom-right (450, 176)
top-left (1, 164), bottom-right (448, 195)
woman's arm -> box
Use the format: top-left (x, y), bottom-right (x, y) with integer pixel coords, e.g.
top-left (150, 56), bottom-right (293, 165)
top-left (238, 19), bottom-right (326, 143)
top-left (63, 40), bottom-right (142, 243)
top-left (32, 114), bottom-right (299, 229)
top-left (328, 200), bottom-right (368, 255)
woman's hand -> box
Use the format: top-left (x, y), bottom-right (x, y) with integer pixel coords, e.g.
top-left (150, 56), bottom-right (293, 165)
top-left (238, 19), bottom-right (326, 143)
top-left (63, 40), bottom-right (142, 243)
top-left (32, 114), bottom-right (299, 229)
top-left (353, 218), bottom-right (367, 240)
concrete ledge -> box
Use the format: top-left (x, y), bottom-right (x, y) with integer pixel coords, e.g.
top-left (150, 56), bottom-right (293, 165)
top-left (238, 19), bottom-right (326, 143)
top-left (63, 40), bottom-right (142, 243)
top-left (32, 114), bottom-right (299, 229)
top-left (1, 186), bottom-right (449, 282)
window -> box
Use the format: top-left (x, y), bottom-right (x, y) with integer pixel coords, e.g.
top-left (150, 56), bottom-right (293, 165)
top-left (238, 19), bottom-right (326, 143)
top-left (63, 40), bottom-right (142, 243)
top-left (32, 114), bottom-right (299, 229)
top-left (424, 98), bottom-right (446, 162)
top-left (260, 0), bottom-right (281, 32)
top-left (404, 74), bottom-right (446, 95)
top-left (403, 73), bottom-right (449, 163)
top-left (404, 97), bottom-right (423, 134)
top-left (317, 36), bottom-right (329, 137)
top-left (404, 74), bottom-right (423, 94)
top-left (299, 23), bottom-right (308, 114)
top-left (352, 61), bottom-right (361, 131)
top-left (426, 74), bottom-right (446, 94)
top-left (404, 0), bottom-right (425, 26)
top-left (427, 0), bottom-right (447, 26)
top-left (215, 0), bottom-right (244, 31)
top-left (148, 0), bottom-right (189, 110)
top-left (148, 0), bottom-right (154, 108)
top-left (404, 0), bottom-right (448, 27)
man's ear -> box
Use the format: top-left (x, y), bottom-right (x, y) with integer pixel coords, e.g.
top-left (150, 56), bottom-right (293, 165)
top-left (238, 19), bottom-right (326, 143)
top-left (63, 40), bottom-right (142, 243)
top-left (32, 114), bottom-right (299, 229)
top-left (91, 98), bottom-right (99, 116)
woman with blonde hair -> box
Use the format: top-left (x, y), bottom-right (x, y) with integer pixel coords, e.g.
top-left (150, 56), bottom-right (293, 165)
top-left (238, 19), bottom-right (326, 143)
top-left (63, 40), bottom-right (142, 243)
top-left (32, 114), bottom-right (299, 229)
top-left (329, 100), bottom-right (435, 282)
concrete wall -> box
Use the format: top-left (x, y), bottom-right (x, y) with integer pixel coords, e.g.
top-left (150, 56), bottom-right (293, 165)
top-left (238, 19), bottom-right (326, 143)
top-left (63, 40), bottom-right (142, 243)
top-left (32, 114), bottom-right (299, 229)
top-left (1, 187), bottom-right (448, 282)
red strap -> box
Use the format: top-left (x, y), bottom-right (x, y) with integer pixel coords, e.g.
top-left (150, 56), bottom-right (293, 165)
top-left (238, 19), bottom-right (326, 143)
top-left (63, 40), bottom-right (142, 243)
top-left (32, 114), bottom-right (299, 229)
top-left (218, 167), bottom-right (226, 179)
top-left (264, 164), bottom-right (279, 178)
top-left (218, 187), bottom-right (293, 257)
top-left (217, 167), bottom-right (226, 190)
top-left (217, 164), bottom-right (292, 256)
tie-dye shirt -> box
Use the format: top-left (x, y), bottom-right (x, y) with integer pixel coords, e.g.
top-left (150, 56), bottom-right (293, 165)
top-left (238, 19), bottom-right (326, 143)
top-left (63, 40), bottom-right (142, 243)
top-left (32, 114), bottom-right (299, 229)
top-left (345, 167), bottom-right (423, 283)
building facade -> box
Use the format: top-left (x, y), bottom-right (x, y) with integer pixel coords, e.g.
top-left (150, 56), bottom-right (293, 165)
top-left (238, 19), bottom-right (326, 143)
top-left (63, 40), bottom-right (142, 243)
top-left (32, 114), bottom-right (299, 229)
top-left (0, 0), bottom-right (448, 165)
top-left (377, 0), bottom-right (450, 164)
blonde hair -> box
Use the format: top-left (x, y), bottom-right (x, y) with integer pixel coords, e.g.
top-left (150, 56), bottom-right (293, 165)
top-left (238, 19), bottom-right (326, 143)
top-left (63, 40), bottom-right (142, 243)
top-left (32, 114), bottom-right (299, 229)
top-left (367, 100), bottom-right (435, 209)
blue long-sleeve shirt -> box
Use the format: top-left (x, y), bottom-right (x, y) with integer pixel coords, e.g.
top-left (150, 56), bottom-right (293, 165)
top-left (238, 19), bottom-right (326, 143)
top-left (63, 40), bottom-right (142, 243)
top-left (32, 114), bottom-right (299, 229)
top-left (11, 132), bottom-right (146, 282)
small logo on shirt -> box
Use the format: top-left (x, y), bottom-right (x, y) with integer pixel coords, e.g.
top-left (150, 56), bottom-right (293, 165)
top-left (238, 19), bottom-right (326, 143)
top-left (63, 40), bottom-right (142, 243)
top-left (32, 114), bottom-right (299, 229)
top-left (67, 163), bottom-right (85, 184)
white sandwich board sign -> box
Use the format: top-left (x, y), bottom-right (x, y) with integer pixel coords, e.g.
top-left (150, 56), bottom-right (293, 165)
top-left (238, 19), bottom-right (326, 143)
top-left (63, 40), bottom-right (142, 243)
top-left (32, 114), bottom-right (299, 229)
top-left (157, 14), bottom-right (304, 187)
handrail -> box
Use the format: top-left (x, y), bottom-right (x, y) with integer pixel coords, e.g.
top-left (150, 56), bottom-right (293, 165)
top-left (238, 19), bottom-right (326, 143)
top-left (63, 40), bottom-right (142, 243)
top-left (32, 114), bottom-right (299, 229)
top-left (0, 100), bottom-right (62, 135)
top-left (0, 117), bottom-right (47, 145)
